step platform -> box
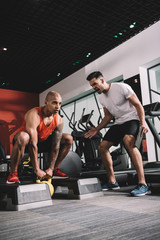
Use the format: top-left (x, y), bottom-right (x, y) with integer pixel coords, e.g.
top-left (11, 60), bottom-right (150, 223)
top-left (52, 177), bottom-right (104, 199)
top-left (0, 183), bottom-right (53, 211)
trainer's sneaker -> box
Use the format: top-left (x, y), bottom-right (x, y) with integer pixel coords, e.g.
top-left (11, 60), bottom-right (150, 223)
top-left (130, 183), bottom-right (149, 197)
top-left (53, 168), bottom-right (69, 178)
top-left (6, 172), bottom-right (20, 184)
top-left (102, 182), bottom-right (120, 191)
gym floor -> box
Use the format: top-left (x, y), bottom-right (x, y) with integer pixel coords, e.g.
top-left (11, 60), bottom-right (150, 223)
top-left (0, 186), bottom-right (160, 240)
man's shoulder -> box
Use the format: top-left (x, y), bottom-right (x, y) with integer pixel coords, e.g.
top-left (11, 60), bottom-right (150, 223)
top-left (111, 82), bottom-right (126, 87)
top-left (25, 107), bottom-right (40, 119)
top-left (111, 82), bottom-right (132, 91)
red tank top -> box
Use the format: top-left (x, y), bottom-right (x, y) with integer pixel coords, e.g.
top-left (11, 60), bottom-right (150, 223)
top-left (19, 106), bottom-right (59, 142)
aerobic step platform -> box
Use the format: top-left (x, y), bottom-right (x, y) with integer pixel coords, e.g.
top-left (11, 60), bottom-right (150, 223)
top-left (0, 183), bottom-right (53, 211)
top-left (52, 177), bottom-right (104, 199)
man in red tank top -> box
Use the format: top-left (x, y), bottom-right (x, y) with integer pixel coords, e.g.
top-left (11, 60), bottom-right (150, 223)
top-left (7, 91), bottom-right (73, 183)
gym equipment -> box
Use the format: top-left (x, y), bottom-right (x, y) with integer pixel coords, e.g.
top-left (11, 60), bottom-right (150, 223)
top-left (18, 153), bottom-right (35, 180)
top-left (0, 182), bottom-right (53, 211)
top-left (110, 145), bottom-right (129, 171)
top-left (52, 177), bottom-right (103, 199)
top-left (36, 178), bottom-right (54, 197)
top-left (59, 151), bottom-right (82, 177)
top-left (0, 141), bottom-right (7, 163)
top-left (144, 101), bottom-right (160, 147)
top-left (0, 142), bottom-right (33, 180)
top-left (0, 144), bottom-right (54, 211)
top-left (42, 151), bottom-right (82, 178)
top-left (142, 102), bottom-right (160, 193)
top-left (68, 108), bottom-right (129, 171)
top-left (0, 141), bottom-right (10, 173)
top-left (69, 108), bottom-right (103, 170)
top-left (128, 102), bottom-right (160, 191)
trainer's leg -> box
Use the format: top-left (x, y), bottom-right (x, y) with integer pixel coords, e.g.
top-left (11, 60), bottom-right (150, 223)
top-left (98, 140), bottom-right (116, 183)
top-left (123, 134), bottom-right (146, 185)
top-left (54, 133), bottom-right (73, 169)
top-left (10, 132), bottom-right (30, 172)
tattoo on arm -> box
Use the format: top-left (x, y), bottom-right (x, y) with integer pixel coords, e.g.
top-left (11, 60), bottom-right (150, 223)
top-left (48, 122), bottom-right (63, 169)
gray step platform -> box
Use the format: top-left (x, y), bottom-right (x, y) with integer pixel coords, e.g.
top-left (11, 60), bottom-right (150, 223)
top-left (0, 183), bottom-right (53, 211)
top-left (52, 177), bottom-right (104, 199)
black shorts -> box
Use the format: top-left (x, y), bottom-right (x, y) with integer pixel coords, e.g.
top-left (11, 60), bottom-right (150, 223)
top-left (103, 120), bottom-right (140, 146)
top-left (37, 134), bottom-right (52, 153)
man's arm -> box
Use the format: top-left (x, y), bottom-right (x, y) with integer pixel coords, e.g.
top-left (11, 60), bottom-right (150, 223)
top-left (25, 109), bottom-right (46, 179)
top-left (128, 93), bottom-right (148, 136)
top-left (84, 107), bottom-right (113, 139)
top-left (45, 118), bottom-right (63, 178)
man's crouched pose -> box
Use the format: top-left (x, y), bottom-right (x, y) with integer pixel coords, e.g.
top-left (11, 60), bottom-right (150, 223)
top-left (7, 91), bottom-right (73, 183)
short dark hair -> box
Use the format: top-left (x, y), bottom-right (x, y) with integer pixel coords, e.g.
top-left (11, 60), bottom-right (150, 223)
top-left (86, 71), bottom-right (103, 81)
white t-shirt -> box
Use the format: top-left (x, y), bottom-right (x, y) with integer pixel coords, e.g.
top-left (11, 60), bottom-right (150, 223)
top-left (98, 82), bottom-right (139, 124)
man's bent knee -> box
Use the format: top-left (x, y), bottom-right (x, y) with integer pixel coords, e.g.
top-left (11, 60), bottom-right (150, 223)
top-left (61, 133), bottom-right (73, 146)
top-left (14, 132), bottom-right (30, 147)
top-left (123, 135), bottom-right (136, 150)
top-left (98, 140), bottom-right (112, 153)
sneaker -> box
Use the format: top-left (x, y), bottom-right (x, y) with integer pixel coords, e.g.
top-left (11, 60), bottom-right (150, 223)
top-left (102, 182), bottom-right (120, 191)
top-left (6, 172), bottom-right (20, 184)
top-left (53, 168), bottom-right (69, 178)
top-left (130, 183), bottom-right (149, 197)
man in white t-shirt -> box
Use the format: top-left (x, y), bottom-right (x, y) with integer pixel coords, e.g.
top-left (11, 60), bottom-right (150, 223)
top-left (84, 71), bottom-right (149, 196)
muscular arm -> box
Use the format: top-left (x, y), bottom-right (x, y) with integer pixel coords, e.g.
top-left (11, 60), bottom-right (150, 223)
top-left (44, 118), bottom-right (63, 178)
top-left (25, 109), bottom-right (46, 179)
top-left (95, 107), bottom-right (113, 132)
top-left (84, 107), bottom-right (113, 139)
top-left (128, 93), bottom-right (148, 136)
top-left (48, 119), bottom-right (63, 170)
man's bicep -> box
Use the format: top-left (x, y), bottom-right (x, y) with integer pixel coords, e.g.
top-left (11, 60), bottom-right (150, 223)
top-left (128, 93), bottom-right (141, 107)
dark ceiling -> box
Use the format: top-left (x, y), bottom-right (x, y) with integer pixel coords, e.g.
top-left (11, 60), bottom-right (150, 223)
top-left (0, 0), bottom-right (160, 93)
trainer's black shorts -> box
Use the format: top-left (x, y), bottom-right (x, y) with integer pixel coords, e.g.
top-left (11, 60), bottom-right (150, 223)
top-left (103, 120), bottom-right (140, 146)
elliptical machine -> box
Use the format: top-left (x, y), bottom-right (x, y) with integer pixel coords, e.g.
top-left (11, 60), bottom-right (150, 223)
top-left (68, 108), bottom-right (130, 172)
top-left (70, 108), bottom-right (102, 170)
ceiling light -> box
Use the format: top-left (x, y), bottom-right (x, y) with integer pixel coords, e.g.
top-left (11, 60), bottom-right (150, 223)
top-left (73, 60), bottom-right (80, 66)
top-left (45, 80), bottom-right (51, 84)
top-left (86, 53), bottom-right (91, 58)
top-left (130, 22), bottom-right (136, 28)
top-left (1, 82), bottom-right (9, 86)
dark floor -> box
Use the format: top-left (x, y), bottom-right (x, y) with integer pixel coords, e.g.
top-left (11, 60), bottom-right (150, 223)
top-left (0, 186), bottom-right (160, 240)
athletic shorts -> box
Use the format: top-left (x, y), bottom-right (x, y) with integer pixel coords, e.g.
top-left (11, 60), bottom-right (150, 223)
top-left (37, 134), bottom-right (52, 153)
top-left (103, 120), bottom-right (140, 146)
